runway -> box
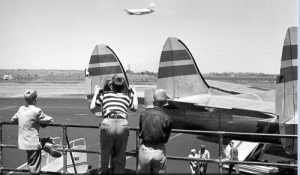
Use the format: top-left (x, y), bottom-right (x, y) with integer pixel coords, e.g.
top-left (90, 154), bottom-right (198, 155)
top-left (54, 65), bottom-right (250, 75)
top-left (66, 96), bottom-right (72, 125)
top-left (0, 96), bottom-right (293, 174)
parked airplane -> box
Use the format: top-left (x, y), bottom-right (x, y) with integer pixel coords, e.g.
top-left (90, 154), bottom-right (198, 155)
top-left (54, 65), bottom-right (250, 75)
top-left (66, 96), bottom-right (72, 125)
top-left (144, 27), bottom-right (298, 156)
top-left (124, 2), bottom-right (155, 15)
top-left (85, 44), bottom-right (130, 116)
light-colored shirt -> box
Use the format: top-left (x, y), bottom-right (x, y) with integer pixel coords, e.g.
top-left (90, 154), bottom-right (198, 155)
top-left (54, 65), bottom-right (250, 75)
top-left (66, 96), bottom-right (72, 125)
top-left (11, 105), bottom-right (53, 150)
top-left (188, 153), bottom-right (199, 167)
top-left (199, 150), bottom-right (210, 159)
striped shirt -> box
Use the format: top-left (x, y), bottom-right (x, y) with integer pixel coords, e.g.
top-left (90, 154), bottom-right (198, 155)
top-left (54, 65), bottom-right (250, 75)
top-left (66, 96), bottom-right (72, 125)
top-left (96, 92), bottom-right (133, 117)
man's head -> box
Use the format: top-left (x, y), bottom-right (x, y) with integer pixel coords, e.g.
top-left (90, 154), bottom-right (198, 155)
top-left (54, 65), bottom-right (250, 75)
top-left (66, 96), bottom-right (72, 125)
top-left (229, 141), bottom-right (234, 147)
top-left (191, 149), bottom-right (196, 154)
top-left (24, 90), bottom-right (37, 104)
top-left (201, 145), bottom-right (206, 150)
top-left (103, 79), bottom-right (112, 92)
top-left (153, 89), bottom-right (169, 107)
top-left (111, 75), bottom-right (127, 93)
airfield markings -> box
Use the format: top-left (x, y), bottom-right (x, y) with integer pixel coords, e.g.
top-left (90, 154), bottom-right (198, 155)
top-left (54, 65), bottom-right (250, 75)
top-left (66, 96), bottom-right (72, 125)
top-left (0, 106), bottom-right (17, 110)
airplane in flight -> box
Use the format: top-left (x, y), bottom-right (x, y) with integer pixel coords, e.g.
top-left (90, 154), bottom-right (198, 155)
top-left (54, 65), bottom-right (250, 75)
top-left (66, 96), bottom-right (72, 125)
top-left (144, 27), bottom-right (298, 157)
top-left (124, 2), bottom-right (155, 15)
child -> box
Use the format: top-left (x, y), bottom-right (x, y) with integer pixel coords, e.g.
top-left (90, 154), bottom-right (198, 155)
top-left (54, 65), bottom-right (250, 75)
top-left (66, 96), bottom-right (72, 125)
top-left (11, 90), bottom-right (61, 174)
top-left (90, 76), bottom-right (138, 174)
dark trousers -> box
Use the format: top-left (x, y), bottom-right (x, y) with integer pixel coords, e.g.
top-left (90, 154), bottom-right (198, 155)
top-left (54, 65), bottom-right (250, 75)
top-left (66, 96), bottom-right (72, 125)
top-left (25, 137), bottom-right (49, 174)
top-left (26, 150), bottom-right (42, 174)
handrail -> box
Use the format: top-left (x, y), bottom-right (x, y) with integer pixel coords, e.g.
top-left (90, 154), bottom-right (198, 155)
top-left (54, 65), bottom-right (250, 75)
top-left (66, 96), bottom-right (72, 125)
top-left (0, 121), bottom-right (297, 175)
top-left (1, 121), bottom-right (297, 138)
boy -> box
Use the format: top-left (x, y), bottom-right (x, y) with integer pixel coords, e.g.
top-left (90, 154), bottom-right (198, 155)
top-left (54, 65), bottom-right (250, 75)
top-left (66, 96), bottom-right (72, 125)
top-left (11, 90), bottom-right (61, 174)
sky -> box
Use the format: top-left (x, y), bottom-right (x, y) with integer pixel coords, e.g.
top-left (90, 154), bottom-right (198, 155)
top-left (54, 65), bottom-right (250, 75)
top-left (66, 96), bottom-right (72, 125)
top-left (0, 0), bottom-right (298, 74)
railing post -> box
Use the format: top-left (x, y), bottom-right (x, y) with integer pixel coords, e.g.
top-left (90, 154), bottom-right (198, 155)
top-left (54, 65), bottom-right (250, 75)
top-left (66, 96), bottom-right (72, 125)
top-left (136, 130), bottom-right (139, 174)
top-left (0, 122), bottom-right (2, 175)
top-left (218, 132), bottom-right (224, 175)
top-left (62, 124), bottom-right (67, 174)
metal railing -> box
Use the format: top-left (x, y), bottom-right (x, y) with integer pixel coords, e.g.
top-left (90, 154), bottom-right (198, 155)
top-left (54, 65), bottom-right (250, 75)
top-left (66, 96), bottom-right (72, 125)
top-left (0, 121), bottom-right (297, 174)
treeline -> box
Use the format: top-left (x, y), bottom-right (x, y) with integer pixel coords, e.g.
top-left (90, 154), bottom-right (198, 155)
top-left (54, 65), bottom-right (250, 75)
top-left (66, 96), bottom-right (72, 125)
top-left (205, 72), bottom-right (276, 77)
top-left (126, 70), bottom-right (276, 77)
top-left (126, 70), bottom-right (158, 76)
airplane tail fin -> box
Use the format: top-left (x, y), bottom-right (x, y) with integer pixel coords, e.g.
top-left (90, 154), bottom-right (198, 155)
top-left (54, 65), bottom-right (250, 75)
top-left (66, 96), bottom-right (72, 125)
top-left (157, 37), bottom-right (210, 99)
top-left (150, 2), bottom-right (155, 10)
top-left (275, 26), bottom-right (298, 155)
top-left (85, 44), bottom-right (129, 116)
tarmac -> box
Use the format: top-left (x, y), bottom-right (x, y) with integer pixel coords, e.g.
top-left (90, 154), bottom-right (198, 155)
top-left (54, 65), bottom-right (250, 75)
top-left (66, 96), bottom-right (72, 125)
top-left (0, 95), bottom-right (294, 174)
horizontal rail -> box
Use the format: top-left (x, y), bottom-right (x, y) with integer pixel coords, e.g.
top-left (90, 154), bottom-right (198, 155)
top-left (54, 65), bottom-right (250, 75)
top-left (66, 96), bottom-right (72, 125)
top-left (165, 156), bottom-right (297, 169)
top-left (1, 142), bottom-right (297, 169)
top-left (0, 121), bottom-right (297, 174)
top-left (0, 121), bottom-right (140, 131)
top-left (171, 129), bottom-right (298, 139)
top-left (1, 168), bottom-right (75, 174)
top-left (1, 122), bottom-right (297, 139)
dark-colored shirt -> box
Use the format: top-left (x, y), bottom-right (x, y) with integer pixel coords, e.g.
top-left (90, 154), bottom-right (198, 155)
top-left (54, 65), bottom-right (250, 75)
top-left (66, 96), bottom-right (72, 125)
top-left (139, 107), bottom-right (172, 144)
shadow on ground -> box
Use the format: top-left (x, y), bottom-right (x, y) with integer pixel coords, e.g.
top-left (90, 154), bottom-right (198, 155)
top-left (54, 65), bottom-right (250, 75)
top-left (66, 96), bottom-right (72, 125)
top-left (87, 168), bottom-right (136, 175)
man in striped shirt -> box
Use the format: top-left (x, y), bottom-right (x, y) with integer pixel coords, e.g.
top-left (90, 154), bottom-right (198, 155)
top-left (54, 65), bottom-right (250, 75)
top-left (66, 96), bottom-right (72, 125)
top-left (90, 76), bottom-right (138, 175)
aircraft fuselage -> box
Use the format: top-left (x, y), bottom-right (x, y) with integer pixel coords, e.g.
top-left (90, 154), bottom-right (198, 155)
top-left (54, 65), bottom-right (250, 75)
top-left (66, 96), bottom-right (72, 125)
top-left (164, 101), bottom-right (280, 144)
top-left (125, 8), bottom-right (154, 15)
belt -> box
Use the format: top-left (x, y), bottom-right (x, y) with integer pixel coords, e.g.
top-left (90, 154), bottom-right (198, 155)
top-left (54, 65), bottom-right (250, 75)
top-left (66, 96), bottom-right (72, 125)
top-left (104, 112), bottom-right (127, 119)
top-left (142, 141), bottom-right (164, 145)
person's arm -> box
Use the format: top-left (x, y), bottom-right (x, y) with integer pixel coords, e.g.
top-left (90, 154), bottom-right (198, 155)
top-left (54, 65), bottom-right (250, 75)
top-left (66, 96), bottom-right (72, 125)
top-left (163, 117), bottom-right (172, 142)
top-left (207, 151), bottom-right (210, 159)
top-left (90, 85), bottom-right (102, 111)
top-left (11, 112), bottom-right (19, 123)
top-left (129, 85), bottom-right (138, 112)
top-left (38, 110), bottom-right (54, 128)
top-left (139, 113), bottom-right (143, 136)
top-left (38, 110), bottom-right (53, 124)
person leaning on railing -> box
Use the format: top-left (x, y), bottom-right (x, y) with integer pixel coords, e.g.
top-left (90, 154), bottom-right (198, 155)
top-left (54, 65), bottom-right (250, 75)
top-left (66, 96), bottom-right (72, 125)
top-left (11, 90), bottom-right (62, 174)
top-left (137, 89), bottom-right (173, 175)
top-left (90, 75), bottom-right (138, 174)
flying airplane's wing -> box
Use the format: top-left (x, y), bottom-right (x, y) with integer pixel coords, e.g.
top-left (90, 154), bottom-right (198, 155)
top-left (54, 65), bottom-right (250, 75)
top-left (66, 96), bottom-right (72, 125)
top-left (157, 37), bottom-right (275, 114)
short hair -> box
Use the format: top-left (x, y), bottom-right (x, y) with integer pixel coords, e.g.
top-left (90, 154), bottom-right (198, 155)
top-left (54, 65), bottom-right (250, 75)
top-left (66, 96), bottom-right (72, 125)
top-left (103, 79), bottom-right (112, 92)
top-left (24, 90), bottom-right (37, 103)
top-left (111, 76), bottom-right (127, 93)
top-left (153, 89), bottom-right (169, 102)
